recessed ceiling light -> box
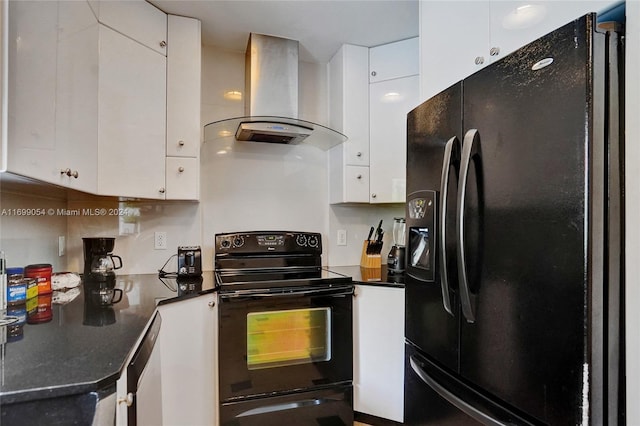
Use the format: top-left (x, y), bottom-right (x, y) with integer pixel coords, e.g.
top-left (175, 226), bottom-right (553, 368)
top-left (223, 90), bottom-right (242, 101)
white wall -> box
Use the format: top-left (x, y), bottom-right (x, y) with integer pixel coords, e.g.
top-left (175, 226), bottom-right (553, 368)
top-left (0, 176), bottom-right (68, 271)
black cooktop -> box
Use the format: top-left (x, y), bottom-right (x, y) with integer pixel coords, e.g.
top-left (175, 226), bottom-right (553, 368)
top-left (214, 231), bottom-right (352, 292)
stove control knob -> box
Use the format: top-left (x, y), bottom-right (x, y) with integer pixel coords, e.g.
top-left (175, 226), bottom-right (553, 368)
top-left (296, 234), bottom-right (308, 247)
top-left (220, 239), bottom-right (231, 249)
top-left (308, 236), bottom-right (319, 248)
top-left (233, 236), bottom-right (245, 247)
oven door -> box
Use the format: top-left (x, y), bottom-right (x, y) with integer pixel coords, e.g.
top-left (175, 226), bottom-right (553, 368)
top-left (218, 285), bottom-right (354, 402)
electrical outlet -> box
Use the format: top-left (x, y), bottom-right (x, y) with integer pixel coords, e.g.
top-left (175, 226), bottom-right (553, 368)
top-left (58, 236), bottom-right (65, 256)
top-left (154, 231), bottom-right (167, 250)
top-left (337, 229), bottom-right (347, 246)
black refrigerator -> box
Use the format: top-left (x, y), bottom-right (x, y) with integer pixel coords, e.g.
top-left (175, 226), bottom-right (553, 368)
top-left (404, 14), bottom-right (624, 425)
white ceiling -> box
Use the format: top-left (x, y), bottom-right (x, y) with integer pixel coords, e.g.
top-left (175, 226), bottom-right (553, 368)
top-left (147, 0), bottom-right (419, 63)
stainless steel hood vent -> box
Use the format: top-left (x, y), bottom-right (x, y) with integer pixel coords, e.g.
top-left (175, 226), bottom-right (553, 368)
top-left (204, 33), bottom-right (347, 150)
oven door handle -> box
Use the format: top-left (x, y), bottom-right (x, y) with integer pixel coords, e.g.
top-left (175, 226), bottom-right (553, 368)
top-left (235, 396), bottom-right (343, 417)
top-left (219, 286), bottom-right (354, 300)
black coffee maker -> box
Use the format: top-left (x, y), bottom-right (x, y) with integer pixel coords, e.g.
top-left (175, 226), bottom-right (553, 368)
top-left (82, 238), bottom-right (123, 306)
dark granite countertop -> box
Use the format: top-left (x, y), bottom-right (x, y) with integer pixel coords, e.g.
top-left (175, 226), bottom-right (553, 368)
top-left (0, 272), bottom-right (216, 406)
top-left (328, 265), bottom-right (405, 288)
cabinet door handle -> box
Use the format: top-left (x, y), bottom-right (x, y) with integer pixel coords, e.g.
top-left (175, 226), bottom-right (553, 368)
top-left (371, 193), bottom-right (377, 198)
top-left (489, 47), bottom-right (500, 56)
top-left (178, 140), bottom-right (185, 147)
top-left (356, 174), bottom-right (362, 180)
top-left (208, 300), bottom-right (215, 308)
top-left (159, 40), bottom-right (167, 48)
top-left (178, 166), bottom-right (185, 173)
top-left (159, 187), bottom-right (165, 194)
top-left (118, 393), bottom-right (134, 407)
top-left (356, 151), bottom-right (362, 157)
top-left (371, 71), bottom-right (377, 77)
top-left (474, 56), bottom-right (485, 65)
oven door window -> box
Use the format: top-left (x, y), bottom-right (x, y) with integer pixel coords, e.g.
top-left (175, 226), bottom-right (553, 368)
top-left (247, 307), bottom-right (331, 370)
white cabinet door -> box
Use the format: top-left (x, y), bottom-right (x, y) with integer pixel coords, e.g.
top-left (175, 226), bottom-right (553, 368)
top-left (353, 284), bottom-right (405, 422)
top-left (165, 157), bottom-right (199, 200)
top-left (419, 1), bottom-right (490, 101)
top-left (158, 295), bottom-right (217, 426)
top-left (328, 44), bottom-right (369, 166)
top-left (166, 15), bottom-right (201, 158)
top-left (6, 0), bottom-right (58, 183)
top-left (369, 37), bottom-right (419, 83)
top-left (489, 1), bottom-right (616, 64)
top-left (97, 25), bottom-right (167, 199)
top-left (55, 1), bottom-right (99, 193)
top-left (90, 0), bottom-right (167, 55)
top-left (369, 75), bottom-right (419, 203)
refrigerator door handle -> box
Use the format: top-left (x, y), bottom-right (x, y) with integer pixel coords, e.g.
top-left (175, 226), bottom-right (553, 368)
top-left (409, 356), bottom-right (508, 426)
top-left (456, 129), bottom-right (480, 323)
top-left (439, 136), bottom-right (460, 316)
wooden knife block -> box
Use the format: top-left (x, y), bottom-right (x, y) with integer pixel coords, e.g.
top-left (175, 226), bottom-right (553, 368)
top-left (360, 240), bottom-right (382, 269)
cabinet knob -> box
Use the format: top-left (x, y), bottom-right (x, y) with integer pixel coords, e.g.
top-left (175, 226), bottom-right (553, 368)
top-left (159, 187), bottom-right (165, 194)
top-left (118, 393), bottom-right (134, 407)
top-left (371, 71), bottom-right (377, 77)
top-left (208, 301), bottom-right (215, 308)
top-left (474, 56), bottom-right (485, 65)
top-left (371, 193), bottom-right (377, 198)
top-left (356, 174), bottom-right (362, 180)
top-left (356, 151), bottom-right (362, 157)
top-left (489, 47), bottom-right (500, 56)
top-left (60, 168), bottom-right (78, 178)
top-left (178, 140), bottom-right (185, 147)
top-left (159, 40), bottom-right (167, 48)
top-left (178, 166), bottom-right (185, 173)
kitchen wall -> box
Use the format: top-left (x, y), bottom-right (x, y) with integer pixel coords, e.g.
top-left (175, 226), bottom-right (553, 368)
top-left (0, 176), bottom-right (68, 271)
top-left (199, 44), bottom-right (404, 269)
top-left (0, 43), bottom-right (404, 273)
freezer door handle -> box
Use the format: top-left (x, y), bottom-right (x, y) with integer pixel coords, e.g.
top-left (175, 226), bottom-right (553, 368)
top-left (456, 129), bottom-right (480, 323)
top-left (409, 356), bottom-right (509, 426)
top-left (439, 136), bottom-right (460, 316)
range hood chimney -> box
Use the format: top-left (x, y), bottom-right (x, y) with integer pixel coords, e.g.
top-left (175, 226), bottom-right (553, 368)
top-left (204, 33), bottom-right (347, 150)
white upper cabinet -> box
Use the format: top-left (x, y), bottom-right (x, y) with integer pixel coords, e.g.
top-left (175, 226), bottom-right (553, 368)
top-left (368, 38), bottom-right (418, 204)
top-left (489, 1), bottom-right (616, 63)
top-left (369, 37), bottom-right (419, 83)
top-left (369, 75), bottom-right (419, 203)
top-left (420, 0), bottom-right (617, 101)
top-left (96, 25), bottom-right (167, 199)
top-left (329, 38), bottom-right (418, 204)
top-left (166, 15), bottom-right (201, 159)
top-left (88, 0), bottom-right (167, 55)
top-left (328, 44), bottom-right (370, 204)
top-left (7, 0), bottom-right (98, 192)
top-left (329, 44), bottom-right (370, 167)
top-left (419, 1), bottom-right (490, 101)
top-left (3, 0), bottom-right (201, 200)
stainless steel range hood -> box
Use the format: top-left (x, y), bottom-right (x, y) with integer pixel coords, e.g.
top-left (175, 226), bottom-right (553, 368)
top-left (204, 33), bottom-right (347, 150)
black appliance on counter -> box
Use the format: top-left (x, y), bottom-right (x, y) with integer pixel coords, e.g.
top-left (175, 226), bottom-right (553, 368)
top-left (215, 231), bottom-right (354, 426)
top-left (404, 14), bottom-right (623, 425)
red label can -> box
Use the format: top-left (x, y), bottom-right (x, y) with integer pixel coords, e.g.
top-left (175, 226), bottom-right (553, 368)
top-left (24, 264), bottom-right (53, 295)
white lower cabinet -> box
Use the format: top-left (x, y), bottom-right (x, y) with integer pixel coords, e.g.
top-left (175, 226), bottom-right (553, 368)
top-left (353, 284), bottom-right (405, 422)
top-left (157, 294), bottom-right (217, 425)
